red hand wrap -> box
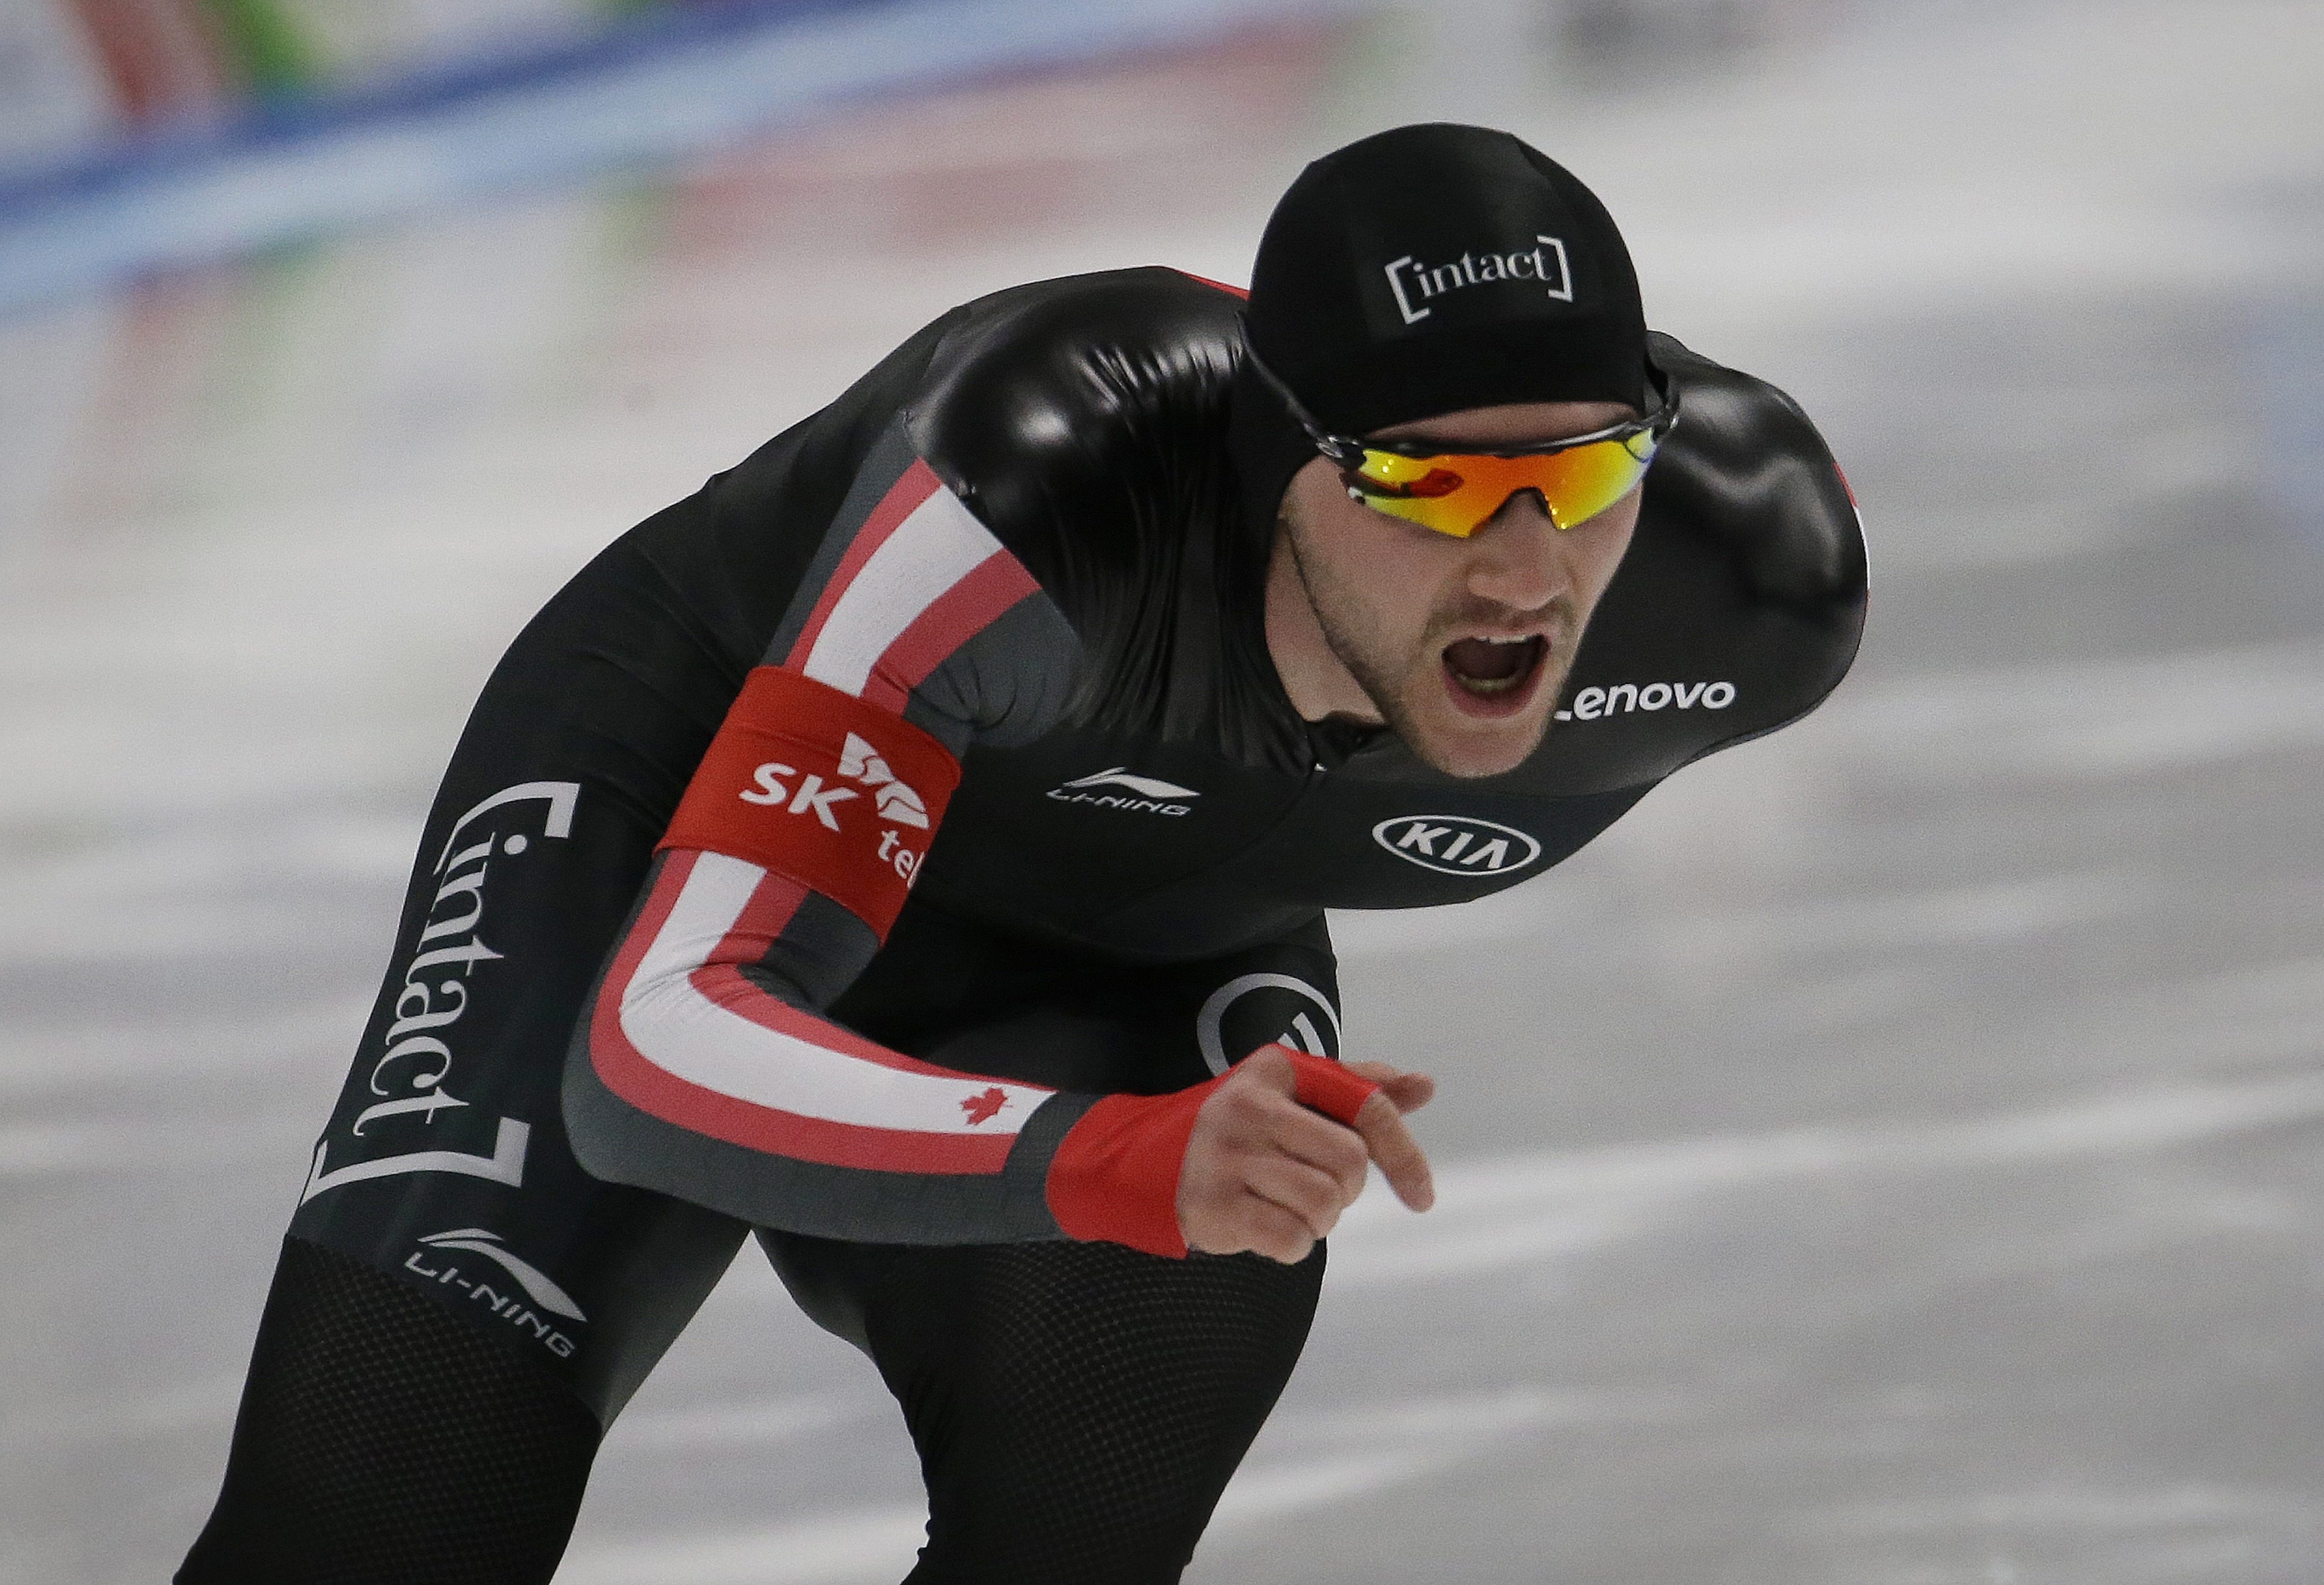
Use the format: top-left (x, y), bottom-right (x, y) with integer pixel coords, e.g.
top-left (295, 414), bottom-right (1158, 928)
top-left (1044, 1073), bottom-right (1230, 1259)
top-left (1277, 1045), bottom-right (1381, 1126)
top-left (1042, 1046), bottom-right (1381, 1260)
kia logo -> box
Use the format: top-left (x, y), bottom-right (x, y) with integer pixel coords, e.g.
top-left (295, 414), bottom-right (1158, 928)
top-left (1371, 815), bottom-right (1544, 877)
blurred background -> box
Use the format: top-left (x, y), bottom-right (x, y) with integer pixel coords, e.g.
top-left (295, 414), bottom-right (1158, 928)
top-left (3, 0), bottom-right (2322, 1580)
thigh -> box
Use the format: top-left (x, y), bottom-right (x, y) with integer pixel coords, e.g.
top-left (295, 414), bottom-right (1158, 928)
top-left (285, 543), bottom-right (756, 1421)
top-left (766, 1232), bottom-right (1325, 1585)
top-left (181, 548), bottom-right (757, 1583)
top-left (178, 1235), bottom-right (616, 1585)
top-left (765, 922), bottom-right (1352, 1582)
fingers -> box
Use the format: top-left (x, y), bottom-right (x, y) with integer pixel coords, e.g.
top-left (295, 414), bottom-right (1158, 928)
top-left (1177, 1048), bottom-right (1436, 1263)
top-left (1254, 1046), bottom-right (1433, 1118)
top-left (1232, 1049), bottom-right (1434, 1210)
top-left (1343, 1060), bottom-right (1436, 1114)
top-left (1242, 1152), bottom-right (1356, 1240)
top-left (1179, 1059), bottom-right (1362, 1262)
top-left (1221, 1191), bottom-right (1317, 1265)
top-left (1283, 1053), bottom-right (1436, 1210)
top-left (1270, 1105), bottom-right (1372, 1198)
top-left (1352, 1091), bottom-right (1436, 1213)
top-left (1236, 1042), bottom-right (1300, 1097)
top-left (1211, 1064), bottom-right (1373, 1202)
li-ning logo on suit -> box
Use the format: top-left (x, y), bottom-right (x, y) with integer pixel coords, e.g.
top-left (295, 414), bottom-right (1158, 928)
top-left (1385, 238), bottom-right (1574, 325)
top-left (1045, 766), bottom-right (1200, 817)
top-left (405, 1228), bottom-right (586, 1360)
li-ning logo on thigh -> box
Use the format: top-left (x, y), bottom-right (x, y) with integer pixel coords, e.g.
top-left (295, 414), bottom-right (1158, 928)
top-left (1386, 237), bottom-right (1573, 326)
top-left (406, 1228), bottom-right (586, 1358)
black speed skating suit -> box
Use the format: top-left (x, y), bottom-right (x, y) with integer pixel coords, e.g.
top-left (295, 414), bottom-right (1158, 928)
top-left (181, 268), bottom-right (1866, 1584)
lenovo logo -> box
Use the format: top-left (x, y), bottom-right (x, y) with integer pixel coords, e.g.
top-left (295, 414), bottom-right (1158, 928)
top-left (1555, 680), bottom-right (1735, 723)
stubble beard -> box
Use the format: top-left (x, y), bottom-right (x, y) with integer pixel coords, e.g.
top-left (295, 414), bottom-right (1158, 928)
top-left (1282, 518), bottom-right (1577, 779)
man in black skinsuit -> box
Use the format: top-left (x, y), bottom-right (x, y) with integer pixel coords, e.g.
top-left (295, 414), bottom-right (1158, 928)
top-left (181, 123), bottom-right (1865, 1583)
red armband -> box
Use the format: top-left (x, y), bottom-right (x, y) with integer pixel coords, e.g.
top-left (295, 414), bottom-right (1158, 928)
top-left (660, 665), bottom-right (962, 939)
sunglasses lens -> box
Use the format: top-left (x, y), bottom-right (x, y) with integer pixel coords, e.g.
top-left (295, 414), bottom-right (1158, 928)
top-left (1533, 435), bottom-right (1656, 529)
top-left (1344, 453), bottom-right (1462, 496)
top-left (1346, 433), bottom-right (1658, 537)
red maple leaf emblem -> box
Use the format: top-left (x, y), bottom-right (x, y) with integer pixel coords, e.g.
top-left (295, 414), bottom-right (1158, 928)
top-left (960, 1086), bottom-right (1008, 1125)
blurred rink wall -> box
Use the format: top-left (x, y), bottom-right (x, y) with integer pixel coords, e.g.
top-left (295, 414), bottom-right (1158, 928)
top-left (6, 1), bottom-right (2324, 1582)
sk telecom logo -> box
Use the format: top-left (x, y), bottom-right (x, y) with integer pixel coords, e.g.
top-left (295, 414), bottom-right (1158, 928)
top-left (1386, 237), bottom-right (1573, 325)
top-left (741, 731), bottom-right (928, 831)
top-left (840, 733), bottom-right (929, 827)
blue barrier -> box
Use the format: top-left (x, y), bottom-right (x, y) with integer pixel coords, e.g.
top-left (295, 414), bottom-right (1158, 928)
top-left (0, 0), bottom-right (1355, 317)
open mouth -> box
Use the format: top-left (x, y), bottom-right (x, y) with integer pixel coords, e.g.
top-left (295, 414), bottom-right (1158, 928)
top-left (1441, 634), bottom-right (1547, 708)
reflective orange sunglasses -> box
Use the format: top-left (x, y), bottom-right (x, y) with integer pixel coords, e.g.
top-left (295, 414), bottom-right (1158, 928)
top-left (1253, 350), bottom-right (1679, 537)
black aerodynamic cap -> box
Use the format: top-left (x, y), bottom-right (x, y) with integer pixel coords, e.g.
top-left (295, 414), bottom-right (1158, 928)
top-left (1244, 123), bottom-right (1648, 435)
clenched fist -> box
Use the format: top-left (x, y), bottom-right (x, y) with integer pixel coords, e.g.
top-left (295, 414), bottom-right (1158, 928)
top-left (1177, 1045), bottom-right (1436, 1263)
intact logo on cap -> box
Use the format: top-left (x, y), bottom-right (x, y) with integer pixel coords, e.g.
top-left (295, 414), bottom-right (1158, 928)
top-left (1385, 236), bottom-right (1572, 327)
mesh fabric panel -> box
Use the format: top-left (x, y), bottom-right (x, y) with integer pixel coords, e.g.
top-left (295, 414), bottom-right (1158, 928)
top-left (177, 1236), bottom-right (600, 1585)
top-left (888, 1239), bottom-right (1325, 1584)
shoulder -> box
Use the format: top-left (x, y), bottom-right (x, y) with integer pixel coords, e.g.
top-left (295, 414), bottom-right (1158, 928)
top-left (1515, 334), bottom-right (1868, 794)
top-left (910, 266), bottom-right (1245, 444)
top-left (1644, 334), bottom-right (1866, 608)
top-left (903, 267), bottom-right (1247, 603)
top-left (682, 267), bottom-right (1246, 649)
top-left (898, 267), bottom-right (1291, 756)
top-left (698, 266), bottom-right (1244, 548)
top-left (657, 269), bottom-right (1265, 751)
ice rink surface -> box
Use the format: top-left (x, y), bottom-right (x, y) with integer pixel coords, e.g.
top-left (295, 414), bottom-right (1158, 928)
top-left (5, 1), bottom-right (2323, 1580)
